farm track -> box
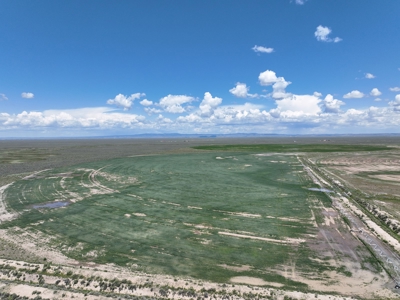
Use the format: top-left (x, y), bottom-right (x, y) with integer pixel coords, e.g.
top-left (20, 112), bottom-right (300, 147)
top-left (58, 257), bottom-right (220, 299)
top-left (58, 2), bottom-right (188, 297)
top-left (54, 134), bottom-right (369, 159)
top-left (88, 167), bottom-right (117, 194)
top-left (301, 156), bottom-right (400, 289)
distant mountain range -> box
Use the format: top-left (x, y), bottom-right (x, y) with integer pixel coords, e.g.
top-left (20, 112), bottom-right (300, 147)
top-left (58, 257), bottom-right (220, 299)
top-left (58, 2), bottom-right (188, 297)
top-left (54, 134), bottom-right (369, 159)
top-left (2, 132), bottom-right (400, 140)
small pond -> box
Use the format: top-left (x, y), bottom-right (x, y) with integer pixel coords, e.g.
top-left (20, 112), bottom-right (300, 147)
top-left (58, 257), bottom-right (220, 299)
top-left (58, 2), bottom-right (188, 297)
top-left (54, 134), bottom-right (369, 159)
top-left (32, 201), bottom-right (71, 209)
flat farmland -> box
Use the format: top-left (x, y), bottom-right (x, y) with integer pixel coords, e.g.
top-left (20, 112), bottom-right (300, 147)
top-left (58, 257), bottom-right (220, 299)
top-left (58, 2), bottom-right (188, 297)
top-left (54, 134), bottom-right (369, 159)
top-left (1, 137), bottom-right (400, 299)
top-left (3, 152), bottom-right (321, 285)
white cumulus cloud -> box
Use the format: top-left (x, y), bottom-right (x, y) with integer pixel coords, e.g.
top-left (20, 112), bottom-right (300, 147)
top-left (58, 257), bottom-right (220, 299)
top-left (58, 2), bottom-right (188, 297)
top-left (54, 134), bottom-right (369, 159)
top-left (182, 103), bottom-right (258, 125)
top-left (370, 88), bottom-right (382, 97)
top-left (389, 94), bottom-right (400, 111)
top-left (365, 73), bottom-right (375, 79)
top-left (229, 82), bottom-right (258, 98)
top-left (252, 45), bottom-right (274, 54)
top-left (144, 107), bottom-right (162, 115)
top-left (314, 25), bottom-right (342, 43)
top-left (259, 70), bottom-right (279, 86)
top-left (1, 107), bottom-right (146, 129)
top-left (157, 114), bottom-right (173, 124)
top-left (390, 87), bottom-right (400, 92)
top-left (275, 94), bottom-right (321, 116)
top-left (343, 90), bottom-right (365, 99)
top-left (207, 103), bottom-right (270, 124)
top-left (159, 94), bottom-right (195, 113)
top-left (140, 99), bottom-right (153, 106)
top-left (272, 78), bottom-right (291, 99)
top-left (3, 100), bottom-right (400, 135)
top-left (258, 70), bottom-right (291, 99)
top-left (322, 94), bottom-right (345, 113)
top-left (0, 93), bottom-right (8, 101)
top-left (229, 83), bottom-right (250, 98)
top-left (107, 93), bottom-right (145, 110)
top-left (21, 92), bottom-right (34, 99)
top-left (199, 92), bottom-right (222, 116)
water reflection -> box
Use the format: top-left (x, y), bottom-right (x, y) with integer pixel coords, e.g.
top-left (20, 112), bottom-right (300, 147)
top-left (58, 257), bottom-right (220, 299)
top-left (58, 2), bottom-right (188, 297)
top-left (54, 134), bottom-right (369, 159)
top-left (32, 201), bottom-right (70, 209)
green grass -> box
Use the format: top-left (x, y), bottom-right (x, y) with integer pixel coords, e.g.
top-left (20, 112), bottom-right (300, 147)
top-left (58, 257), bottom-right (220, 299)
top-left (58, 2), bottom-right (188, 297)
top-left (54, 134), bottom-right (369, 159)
top-left (1, 152), bottom-right (336, 287)
top-left (0, 148), bottom-right (53, 164)
top-left (192, 144), bottom-right (389, 152)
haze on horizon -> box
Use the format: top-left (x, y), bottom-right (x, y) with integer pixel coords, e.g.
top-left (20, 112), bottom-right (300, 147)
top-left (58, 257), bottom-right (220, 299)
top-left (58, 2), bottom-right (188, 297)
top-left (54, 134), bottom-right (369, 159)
top-left (0, 0), bottom-right (399, 138)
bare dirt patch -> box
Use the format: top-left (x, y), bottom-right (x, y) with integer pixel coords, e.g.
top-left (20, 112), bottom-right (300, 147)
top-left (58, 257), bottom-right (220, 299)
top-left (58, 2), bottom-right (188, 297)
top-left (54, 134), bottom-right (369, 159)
top-left (230, 276), bottom-right (284, 288)
top-left (213, 209), bottom-right (261, 218)
top-left (218, 231), bottom-right (305, 244)
top-left (133, 212), bottom-right (146, 217)
top-left (0, 228), bottom-right (78, 265)
top-left (218, 264), bottom-right (252, 272)
top-left (317, 151), bottom-right (400, 198)
top-left (369, 174), bottom-right (400, 182)
top-left (0, 183), bottom-right (17, 223)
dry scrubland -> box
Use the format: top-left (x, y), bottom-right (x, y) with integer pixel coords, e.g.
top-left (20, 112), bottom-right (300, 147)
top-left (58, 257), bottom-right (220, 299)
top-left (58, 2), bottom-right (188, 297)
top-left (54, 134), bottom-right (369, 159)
top-left (0, 136), bottom-right (400, 300)
top-left (312, 150), bottom-right (400, 231)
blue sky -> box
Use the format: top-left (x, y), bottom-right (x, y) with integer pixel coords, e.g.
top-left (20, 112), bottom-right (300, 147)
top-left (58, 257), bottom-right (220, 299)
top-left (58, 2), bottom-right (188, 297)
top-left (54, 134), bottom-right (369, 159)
top-left (1, 0), bottom-right (400, 137)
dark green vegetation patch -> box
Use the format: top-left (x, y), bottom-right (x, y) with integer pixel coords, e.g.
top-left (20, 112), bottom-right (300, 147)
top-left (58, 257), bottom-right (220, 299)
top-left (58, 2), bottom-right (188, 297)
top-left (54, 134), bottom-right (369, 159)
top-left (192, 144), bottom-right (389, 153)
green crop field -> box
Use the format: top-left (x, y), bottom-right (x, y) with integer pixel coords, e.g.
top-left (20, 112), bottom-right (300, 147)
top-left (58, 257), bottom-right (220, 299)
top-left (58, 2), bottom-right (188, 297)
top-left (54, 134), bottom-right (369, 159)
top-left (1, 151), bottom-right (345, 289)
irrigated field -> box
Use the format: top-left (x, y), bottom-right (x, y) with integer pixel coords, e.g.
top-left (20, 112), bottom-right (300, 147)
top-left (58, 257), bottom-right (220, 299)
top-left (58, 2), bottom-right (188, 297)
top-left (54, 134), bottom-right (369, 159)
top-left (0, 150), bottom-right (389, 293)
top-left (1, 138), bottom-right (399, 299)
top-left (2, 153), bottom-right (319, 285)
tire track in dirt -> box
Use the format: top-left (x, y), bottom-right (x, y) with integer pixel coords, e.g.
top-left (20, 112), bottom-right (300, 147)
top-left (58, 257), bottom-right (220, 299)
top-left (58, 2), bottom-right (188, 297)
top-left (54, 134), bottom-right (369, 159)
top-left (0, 183), bottom-right (17, 223)
top-left (304, 156), bottom-right (400, 288)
